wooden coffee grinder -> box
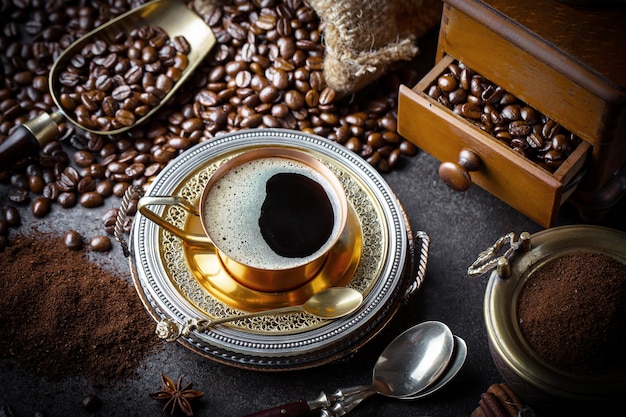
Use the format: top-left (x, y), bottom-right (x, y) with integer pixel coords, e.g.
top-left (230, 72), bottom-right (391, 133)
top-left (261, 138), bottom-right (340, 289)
top-left (398, 0), bottom-right (626, 227)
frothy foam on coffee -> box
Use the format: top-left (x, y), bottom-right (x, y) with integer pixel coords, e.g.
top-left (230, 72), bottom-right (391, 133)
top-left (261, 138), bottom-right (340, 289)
top-left (204, 157), bottom-right (343, 270)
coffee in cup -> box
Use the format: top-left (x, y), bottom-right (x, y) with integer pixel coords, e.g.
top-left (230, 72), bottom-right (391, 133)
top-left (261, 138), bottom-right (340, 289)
top-left (203, 155), bottom-right (343, 270)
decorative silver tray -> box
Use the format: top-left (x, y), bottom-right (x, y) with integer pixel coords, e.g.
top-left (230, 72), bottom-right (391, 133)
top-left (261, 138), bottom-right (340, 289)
top-left (127, 128), bottom-right (426, 370)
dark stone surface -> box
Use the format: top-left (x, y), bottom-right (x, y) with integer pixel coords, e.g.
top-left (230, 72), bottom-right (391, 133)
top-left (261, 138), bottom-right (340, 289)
top-left (3, 144), bottom-right (625, 417)
top-left (1, 29), bottom-right (625, 417)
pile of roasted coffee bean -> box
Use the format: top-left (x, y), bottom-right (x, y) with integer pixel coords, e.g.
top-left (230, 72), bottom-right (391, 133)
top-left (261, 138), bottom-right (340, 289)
top-left (58, 25), bottom-right (191, 132)
top-left (0, 0), bottom-right (421, 251)
top-left (427, 60), bottom-right (580, 173)
top-left (186, 0), bottom-right (420, 165)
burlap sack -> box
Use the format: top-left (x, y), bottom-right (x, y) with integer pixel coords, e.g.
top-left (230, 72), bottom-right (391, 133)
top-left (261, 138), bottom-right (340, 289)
top-left (308, 0), bottom-right (442, 95)
top-left (193, 0), bottom-right (442, 95)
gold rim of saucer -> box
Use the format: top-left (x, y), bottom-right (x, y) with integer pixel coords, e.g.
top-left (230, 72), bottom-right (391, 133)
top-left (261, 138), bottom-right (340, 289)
top-left (155, 144), bottom-right (387, 334)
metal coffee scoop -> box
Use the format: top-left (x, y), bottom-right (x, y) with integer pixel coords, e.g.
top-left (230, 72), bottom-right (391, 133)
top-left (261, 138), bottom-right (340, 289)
top-left (0, 0), bottom-right (215, 168)
top-left (243, 321), bottom-right (455, 417)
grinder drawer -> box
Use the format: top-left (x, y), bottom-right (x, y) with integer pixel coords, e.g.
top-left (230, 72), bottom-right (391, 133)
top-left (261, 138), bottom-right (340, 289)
top-left (398, 54), bottom-right (590, 227)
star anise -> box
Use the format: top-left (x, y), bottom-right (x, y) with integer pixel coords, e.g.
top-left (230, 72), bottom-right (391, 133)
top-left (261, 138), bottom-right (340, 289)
top-left (149, 373), bottom-right (204, 416)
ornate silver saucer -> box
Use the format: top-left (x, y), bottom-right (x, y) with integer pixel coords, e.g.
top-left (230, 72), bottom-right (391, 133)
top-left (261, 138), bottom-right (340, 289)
top-left (124, 128), bottom-right (428, 370)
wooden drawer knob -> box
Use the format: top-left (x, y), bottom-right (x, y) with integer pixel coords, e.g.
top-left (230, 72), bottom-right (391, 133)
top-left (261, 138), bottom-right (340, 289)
top-left (439, 148), bottom-right (482, 191)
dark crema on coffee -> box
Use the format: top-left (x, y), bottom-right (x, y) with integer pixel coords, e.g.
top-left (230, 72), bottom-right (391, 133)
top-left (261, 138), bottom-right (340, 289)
top-left (259, 172), bottom-right (334, 258)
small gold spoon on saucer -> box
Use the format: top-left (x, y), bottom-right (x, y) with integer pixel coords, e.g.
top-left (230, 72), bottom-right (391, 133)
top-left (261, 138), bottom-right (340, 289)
top-left (156, 287), bottom-right (364, 342)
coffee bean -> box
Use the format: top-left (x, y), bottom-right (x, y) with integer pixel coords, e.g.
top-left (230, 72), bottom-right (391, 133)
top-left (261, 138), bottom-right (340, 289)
top-left (344, 137), bottom-right (362, 152)
top-left (10, 173), bottom-right (29, 190)
top-left (438, 74), bottom-right (457, 92)
top-left (57, 192), bottom-right (78, 208)
top-left (141, 45), bottom-right (158, 63)
top-left (112, 182), bottom-right (129, 198)
top-left (72, 151), bottom-right (95, 168)
top-left (501, 104), bottom-right (521, 121)
top-left (28, 174), bottom-right (45, 194)
top-left (95, 180), bottom-right (113, 197)
top-left (173, 53), bottom-right (188, 71)
top-left (317, 87), bottom-right (335, 106)
top-left (399, 140), bottom-right (419, 156)
top-left (144, 163), bottom-right (162, 178)
top-left (155, 74), bottom-right (174, 93)
top-left (2, 205), bottom-right (21, 227)
top-left (284, 90), bottom-right (305, 110)
top-left (79, 192), bottom-right (104, 208)
top-left (509, 120), bottom-right (531, 137)
top-left (63, 230), bottom-right (83, 250)
top-left (8, 188), bottom-right (30, 204)
top-left (89, 236), bottom-right (112, 252)
top-left (77, 176), bottom-right (96, 193)
top-left (111, 85), bottom-right (132, 101)
top-left (42, 183), bottom-right (59, 200)
top-left (102, 208), bottom-right (119, 229)
top-left (481, 84), bottom-right (504, 104)
top-left (526, 132), bottom-right (544, 149)
top-left (125, 163), bottom-right (145, 179)
top-left (173, 35), bottom-right (191, 54)
top-left (31, 197), bottom-right (51, 217)
top-left (256, 13), bottom-right (276, 31)
top-left (115, 109), bottom-right (135, 126)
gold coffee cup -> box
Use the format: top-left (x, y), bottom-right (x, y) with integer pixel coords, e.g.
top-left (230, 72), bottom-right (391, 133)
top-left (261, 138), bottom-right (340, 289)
top-left (138, 148), bottom-right (348, 292)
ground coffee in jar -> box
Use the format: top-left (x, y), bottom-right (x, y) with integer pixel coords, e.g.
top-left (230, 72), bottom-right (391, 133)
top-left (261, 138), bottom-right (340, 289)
top-left (518, 252), bottom-right (626, 376)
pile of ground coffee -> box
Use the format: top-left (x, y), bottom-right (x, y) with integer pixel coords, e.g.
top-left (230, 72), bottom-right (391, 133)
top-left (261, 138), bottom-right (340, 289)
top-left (0, 233), bottom-right (161, 383)
top-left (518, 252), bottom-right (626, 375)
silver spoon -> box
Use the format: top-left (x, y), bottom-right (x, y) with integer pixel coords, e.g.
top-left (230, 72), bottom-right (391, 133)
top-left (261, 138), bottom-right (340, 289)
top-left (322, 321), bottom-right (455, 401)
top-left (320, 335), bottom-right (467, 416)
top-left (156, 287), bottom-right (363, 342)
top-left (403, 335), bottom-right (467, 399)
top-left (242, 321), bottom-right (455, 417)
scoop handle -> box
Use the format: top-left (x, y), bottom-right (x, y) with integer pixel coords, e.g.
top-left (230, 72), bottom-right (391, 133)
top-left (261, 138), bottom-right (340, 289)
top-left (0, 125), bottom-right (40, 168)
top-left (0, 112), bottom-right (63, 169)
top-left (242, 400), bottom-right (310, 417)
top-left (319, 391), bottom-right (376, 417)
top-left (243, 392), bottom-right (336, 417)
